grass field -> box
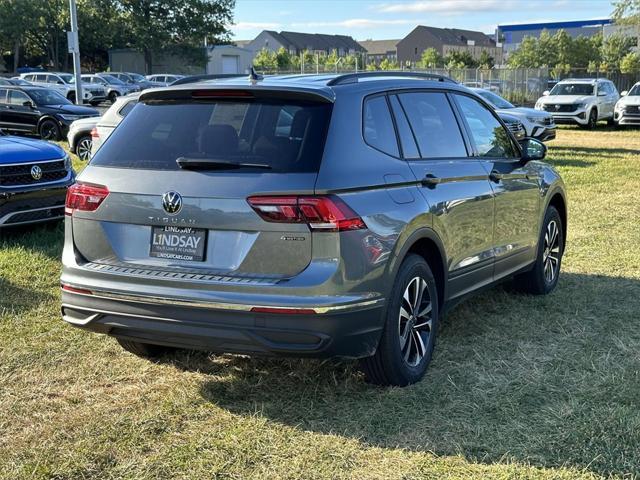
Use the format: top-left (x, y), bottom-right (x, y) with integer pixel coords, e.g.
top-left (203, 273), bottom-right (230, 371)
top-left (1, 128), bottom-right (639, 479)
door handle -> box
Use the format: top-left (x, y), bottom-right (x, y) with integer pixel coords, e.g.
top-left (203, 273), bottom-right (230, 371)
top-left (489, 171), bottom-right (504, 183)
top-left (421, 173), bottom-right (441, 188)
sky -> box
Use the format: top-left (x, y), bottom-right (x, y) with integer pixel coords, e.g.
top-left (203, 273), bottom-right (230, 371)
top-left (231, 0), bottom-right (614, 41)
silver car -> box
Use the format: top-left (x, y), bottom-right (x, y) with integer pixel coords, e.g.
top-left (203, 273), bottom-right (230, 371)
top-left (61, 72), bottom-right (567, 386)
top-left (81, 74), bottom-right (137, 104)
top-left (146, 74), bottom-right (185, 86)
top-left (90, 93), bottom-right (140, 156)
top-left (20, 72), bottom-right (106, 105)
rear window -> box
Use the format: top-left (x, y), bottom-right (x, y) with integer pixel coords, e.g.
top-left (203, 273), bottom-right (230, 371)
top-left (91, 99), bottom-right (332, 172)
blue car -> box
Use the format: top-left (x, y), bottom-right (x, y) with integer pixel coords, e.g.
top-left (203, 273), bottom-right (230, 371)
top-left (0, 130), bottom-right (75, 227)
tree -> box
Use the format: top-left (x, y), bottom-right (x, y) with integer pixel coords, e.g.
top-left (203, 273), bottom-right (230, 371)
top-left (478, 51), bottom-right (494, 69)
top-left (0, 0), bottom-right (40, 72)
top-left (418, 47), bottom-right (441, 68)
top-left (252, 48), bottom-right (277, 71)
top-left (601, 34), bottom-right (635, 71)
top-left (613, 0), bottom-right (640, 50)
top-left (379, 58), bottom-right (398, 70)
top-left (620, 51), bottom-right (640, 73)
top-left (118, 0), bottom-right (233, 73)
top-left (443, 50), bottom-right (477, 68)
top-left (275, 46), bottom-right (291, 70)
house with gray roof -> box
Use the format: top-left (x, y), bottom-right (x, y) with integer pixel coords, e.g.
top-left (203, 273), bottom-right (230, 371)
top-left (358, 39), bottom-right (400, 65)
top-left (247, 30), bottom-right (366, 57)
top-left (397, 25), bottom-right (503, 65)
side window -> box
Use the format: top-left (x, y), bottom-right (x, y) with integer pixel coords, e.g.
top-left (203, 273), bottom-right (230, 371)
top-left (363, 95), bottom-right (399, 157)
top-left (8, 90), bottom-right (30, 105)
top-left (454, 94), bottom-right (518, 159)
top-left (24, 75), bottom-right (33, 81)
top-left (0, 88), bottom-right (8, 104)
top-left (397, 92), bottom-right (467, 158)
top-left (35, 74), bottom-right (47, 82)
top-left (118, 100), bottom-right (137, 118)
top-left (388, 95), bottom-right (420, 159)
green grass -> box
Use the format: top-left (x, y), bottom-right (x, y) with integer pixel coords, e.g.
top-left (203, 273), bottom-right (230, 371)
top-left (1, 128), bottom-right (639, 479)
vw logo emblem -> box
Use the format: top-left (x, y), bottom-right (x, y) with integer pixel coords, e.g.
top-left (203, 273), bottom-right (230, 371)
top-left (162, 191), bottom-right (182, 215)
top-left (555, 104), bottom-right (561, 111)
top-left (30, 165), bottom-right (42, 180)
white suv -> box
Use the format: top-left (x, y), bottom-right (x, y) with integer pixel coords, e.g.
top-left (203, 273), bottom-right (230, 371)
top-left (19, 72), bottom-right (107, 105)
top-left (535, 78), bottom-right (619, 129)
top-left (614, 82), bottom-right (640, 127)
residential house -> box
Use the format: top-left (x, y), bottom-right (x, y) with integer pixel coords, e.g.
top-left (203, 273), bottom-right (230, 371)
top-left (397, 25), bottom-right (503, 66)
top-left (246, 30), bottom-right (366, 57)
top-left (358, 39), bottom-right (400, 65)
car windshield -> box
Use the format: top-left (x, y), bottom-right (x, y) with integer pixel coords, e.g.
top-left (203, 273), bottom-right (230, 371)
top-left (628, 84), bottom-right (640, 96)
top-left (550, 83), bottom-right (595, 96)
top-left (58, 73), bottom-right (75, 84)
top-left (91, 99), bottom-right (332, 173)
top-left (101, 74), bottom-right (125, 85)
top-left (477, 90), bottom-right (514, 109)
top-left (28, 88), bottom-right (71, 105)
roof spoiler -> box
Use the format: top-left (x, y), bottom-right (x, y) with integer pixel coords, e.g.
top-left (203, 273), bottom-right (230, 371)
top-left (140, 85), bottom-right (335, 104)
top-left (327, 71), bottom-right (457, 86)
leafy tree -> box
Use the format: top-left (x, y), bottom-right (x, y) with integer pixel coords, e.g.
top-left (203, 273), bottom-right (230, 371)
top-left (275, 46), bottom-right (291, 70)
top-left (478, 51), bottom-right (494, 69)
top-left (613, 0), bottom-right (640, 49)
top-left (443, 50), bottom-right (477, 68)
top-left (418, 48), bottom-right (441, 68)
top-left (365, 62), bottom-right (377, 71)
top-left (252, 48), bottom-right (277, 71)
top-left (0, 0), bottom-right (40, 72)
top-left (378, 58), bottom-right (398, 70)
top-left (601, 34), bottom-right (635, 71)
top-left (620, 51), bottom-right (640, 73)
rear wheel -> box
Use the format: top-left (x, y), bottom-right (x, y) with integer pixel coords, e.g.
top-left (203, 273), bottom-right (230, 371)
top-left (512, 206), bottom-right (564, 295)
top-left (117, 339), bottom-right (175, 358)
top-left (75, 134), bottom-right (92, 161)
top-left (585, 109), bottom-right (598, 129)
top-left (360, 254), bottom-right (439, 386)
top-left (108, 91), bottom-right (119, 104)
top-left (38, 119), bottom-right (61, 140)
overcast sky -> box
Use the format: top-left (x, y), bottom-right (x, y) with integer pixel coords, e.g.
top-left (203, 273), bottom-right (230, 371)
top-left (231, 0), bottom-right (613, 40)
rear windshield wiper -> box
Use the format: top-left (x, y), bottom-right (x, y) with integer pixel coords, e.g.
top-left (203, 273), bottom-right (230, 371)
top-left (176, 157), bottom-right (272, 170)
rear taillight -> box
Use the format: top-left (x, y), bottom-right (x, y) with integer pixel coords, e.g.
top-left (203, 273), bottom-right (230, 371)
top-left (61, 284), bottom-right (93, 295)
top-left (65, 183), bottom-right (109, 216)
top-left (247, 195), bottom-right (366, 232)
top-left (90, 127), bottom-right (99, 139)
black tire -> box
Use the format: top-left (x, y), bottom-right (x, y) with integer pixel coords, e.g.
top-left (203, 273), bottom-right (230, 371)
top-left (90, 100), bottom-right (101, 106)
top-left (75, 134), bottom-right (92, 161)
top-left (585, 109), bottom-right (598, 129)
top-left (607, 117), bottom-right (616, 127)
top-left (38, 119), bottom-right (61, 141)
top-left (512, 206), bottom-right (564, 295)
top-left (360, 254), bottom-right (439, 386)
top-left (108, 91), bottom-right (119, 104)
top-left (117, 338), bottom-right (175, 358)
top-left (67, 92), bottom-right (76, 103)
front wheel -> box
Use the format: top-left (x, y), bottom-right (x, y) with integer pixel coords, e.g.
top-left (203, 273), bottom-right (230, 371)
top-left (585, 109), bottom-right (598, 129)
top-left (512, 206), bottom-right (564, 295)
top-left (75, 134), bottom-right (92, 161)
top-left (38, 119), bottom-right (61, 141)
top-left (108, 91), bottom-right (119, 104)
top-left (360, 255), bottom-right (439, 386)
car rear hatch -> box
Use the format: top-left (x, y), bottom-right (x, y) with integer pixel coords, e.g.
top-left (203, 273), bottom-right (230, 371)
top-left (69, 85), bottom-right (336, 282)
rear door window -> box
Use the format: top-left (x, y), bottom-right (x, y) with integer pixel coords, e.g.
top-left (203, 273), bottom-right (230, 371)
top-left (397, 92), bottom-right (467, 159)
top-left (8, 90), bottom-right (30, 105)
top-left (0, 89), bottom-right (8, 104)
top-left (363, 95), bottom-right (399, 157)
top-left (91, 98), bottom-right (332, 173)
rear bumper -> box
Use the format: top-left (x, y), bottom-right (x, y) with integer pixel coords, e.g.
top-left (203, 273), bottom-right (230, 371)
top-left (61, 288), bottom-right (385, 358)
top-left (0, 181), bottom-right (72, 227)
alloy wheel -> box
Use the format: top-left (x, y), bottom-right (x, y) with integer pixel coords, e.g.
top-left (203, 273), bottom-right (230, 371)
top-left (76, 137), bottom-right (92, 161)
top-left (398, 276), bottom-right (433, 367)
top-left (542, 219), bottom-right (560, 284)
top-left (40, 122), bottom-right (58, 140)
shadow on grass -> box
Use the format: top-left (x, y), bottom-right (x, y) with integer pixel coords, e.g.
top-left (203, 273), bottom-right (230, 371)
top-left (174, 272), bottom-right (640, 478)
top-left (0, 276), bottom-right (55, 314)
top-left (0, 220), bottom-right (64, 260)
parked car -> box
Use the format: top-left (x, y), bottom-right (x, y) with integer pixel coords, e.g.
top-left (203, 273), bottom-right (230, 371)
top-left (0, 129), bottom-right (75, 227)
top-left (535, 78), bottom-right (619, 129)
top-left (60, 72), bottom-right (567, 387)
top-left (67, 116), bottom-right (100, 162)
top-left (99, 72), bottom-right (161, 91)
top-left (81, 74), bottom-right (137, 104)
top-left (90, 93), bottom-right (140, 155)
top-left (499, 113), bottom-right (526, 140)
top-left (614, 82), bottom-right (640, 127)
top-left (145, 74), bottom-right (185, 86)
top-left (472, 88), bottom-right (556, 141)
top-left (0, 86), bottom-right (99, 140)
top-left (0, 77), bottom-right (33, 86)
top-left (19, 72), bottom-right (106, 105)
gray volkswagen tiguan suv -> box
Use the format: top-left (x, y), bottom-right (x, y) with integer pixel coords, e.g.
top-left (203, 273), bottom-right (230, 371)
top-left (61, 72), bottom-right (567, 386)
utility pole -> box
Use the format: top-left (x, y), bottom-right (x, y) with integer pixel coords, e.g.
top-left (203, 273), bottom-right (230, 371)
top-left (68, 0), bottom-right (83, 105)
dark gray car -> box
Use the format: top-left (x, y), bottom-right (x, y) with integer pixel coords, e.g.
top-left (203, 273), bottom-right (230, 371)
top-left (60, 72), bottom-right (567, 386)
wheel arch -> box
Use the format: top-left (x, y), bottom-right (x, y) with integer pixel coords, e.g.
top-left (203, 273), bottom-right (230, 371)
top-left (37, 115), bottom-right (62, 132)
top-left (547, 190), bottom-right (567, 246)
top-left (386, 228), bottom-right (448, 311)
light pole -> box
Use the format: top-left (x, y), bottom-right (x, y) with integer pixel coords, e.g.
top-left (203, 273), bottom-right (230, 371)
top-left (68, 0), bottom-right (83, 105)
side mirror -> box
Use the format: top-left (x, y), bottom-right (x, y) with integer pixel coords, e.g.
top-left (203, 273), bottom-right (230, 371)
top-left (542, 90), bottom-right (550, 96)
top-left (621, 90), bottom-right (628, 97)
top-left (520, 138), bottom-right (546, 162)
top-left (22, 100), bottom-right (34, 108)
